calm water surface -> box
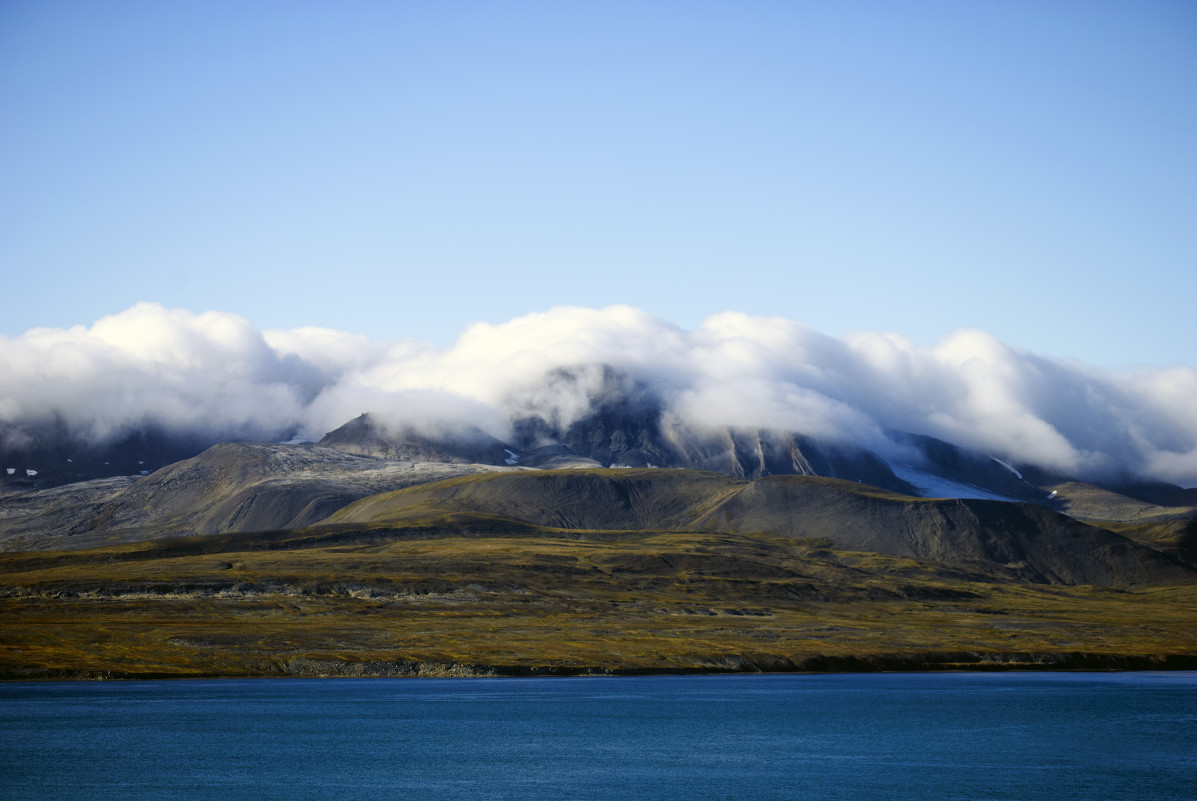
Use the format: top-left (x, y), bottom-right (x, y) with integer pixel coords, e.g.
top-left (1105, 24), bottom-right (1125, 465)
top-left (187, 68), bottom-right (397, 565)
top-left (2, 672), bottom-right (1195, 800)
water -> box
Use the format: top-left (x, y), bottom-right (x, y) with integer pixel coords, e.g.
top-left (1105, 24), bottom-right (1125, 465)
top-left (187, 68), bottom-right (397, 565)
top-left (2, 672), bottom-right (1195, 800)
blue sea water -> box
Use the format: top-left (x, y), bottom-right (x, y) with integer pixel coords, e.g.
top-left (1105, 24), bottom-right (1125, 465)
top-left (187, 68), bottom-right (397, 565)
top-left (1, 672), bottom-right (1195, 801)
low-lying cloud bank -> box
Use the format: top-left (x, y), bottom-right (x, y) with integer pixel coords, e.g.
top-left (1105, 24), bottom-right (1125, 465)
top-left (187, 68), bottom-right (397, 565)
top-left (2, 303), bottom-right (1195, 487)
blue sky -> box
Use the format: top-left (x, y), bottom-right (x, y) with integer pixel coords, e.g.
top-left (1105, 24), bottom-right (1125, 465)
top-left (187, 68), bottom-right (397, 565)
top-left (2, 0), bottom-right (1195, 367)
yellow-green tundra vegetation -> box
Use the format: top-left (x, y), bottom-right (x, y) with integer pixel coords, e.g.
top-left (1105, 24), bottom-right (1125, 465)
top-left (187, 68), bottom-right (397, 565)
top-left (2, 470), bottom-right (1195, 679)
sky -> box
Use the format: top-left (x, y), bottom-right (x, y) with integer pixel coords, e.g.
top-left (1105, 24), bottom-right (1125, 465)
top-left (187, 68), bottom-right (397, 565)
top-left (2, 0), bottom-right (1195, 369)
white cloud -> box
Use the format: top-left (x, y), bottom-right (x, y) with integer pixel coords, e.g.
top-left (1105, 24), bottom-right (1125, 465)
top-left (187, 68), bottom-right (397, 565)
top-left (1, 302), bottom-right (1195, 487)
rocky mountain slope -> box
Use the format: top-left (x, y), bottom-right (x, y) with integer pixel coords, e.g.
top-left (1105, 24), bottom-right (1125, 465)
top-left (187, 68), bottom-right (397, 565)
top-left (0, 442), bottom-right (504, 551)
top-left (324, 469), bottom-right (1194, 587)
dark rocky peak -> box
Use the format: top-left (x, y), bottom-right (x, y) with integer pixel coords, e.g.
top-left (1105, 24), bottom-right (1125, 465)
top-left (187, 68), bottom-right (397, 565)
top-left (1, 417), bottom-right (218, 489)
top-left (507, 365), bottom-right (672, 466)
top-left (318, 413), bottom-right (513, 465)
top-left (502, 365), bottom-right (915, 490)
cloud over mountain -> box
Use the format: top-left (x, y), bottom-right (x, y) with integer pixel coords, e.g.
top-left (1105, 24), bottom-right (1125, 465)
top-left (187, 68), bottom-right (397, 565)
top-left (2, 303), bottom-right (1194, 487)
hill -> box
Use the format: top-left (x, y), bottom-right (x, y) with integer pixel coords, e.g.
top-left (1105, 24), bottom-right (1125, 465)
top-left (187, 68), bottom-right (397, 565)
top-left (0, 442), bottom-right (507, 551)
top-left (324, 469), bottom-right (1194, 587)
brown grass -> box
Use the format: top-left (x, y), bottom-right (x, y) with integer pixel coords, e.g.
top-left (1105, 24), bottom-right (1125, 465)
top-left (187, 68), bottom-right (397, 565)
top-left (3, 526), bottom-right (1195, 678)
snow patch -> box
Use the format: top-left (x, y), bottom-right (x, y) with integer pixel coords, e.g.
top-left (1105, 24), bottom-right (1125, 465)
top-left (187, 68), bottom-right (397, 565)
top-left (890, 464), bottom-right (1019, 502)
top-left (991, 458), bottom-right (1023, 480)
top-left (503, 449), bottom-right (520, 465)
top-left (279, 435), bottom-right (316, 445)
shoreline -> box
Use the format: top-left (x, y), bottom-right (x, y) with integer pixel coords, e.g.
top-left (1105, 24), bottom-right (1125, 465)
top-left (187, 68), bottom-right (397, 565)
top-left (6, 651), bottom-right (1197, 682)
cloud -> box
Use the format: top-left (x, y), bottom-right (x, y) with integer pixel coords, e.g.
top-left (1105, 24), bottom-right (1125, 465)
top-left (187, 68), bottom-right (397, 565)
top-left (2, 302), bottom-right (1195, 487)
top-left (0, 303), bottom-right (311, 443)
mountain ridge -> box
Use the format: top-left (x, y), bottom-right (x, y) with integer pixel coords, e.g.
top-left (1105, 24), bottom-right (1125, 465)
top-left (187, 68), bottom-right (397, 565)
top-left (323, 468), bottom-right (1194, 588)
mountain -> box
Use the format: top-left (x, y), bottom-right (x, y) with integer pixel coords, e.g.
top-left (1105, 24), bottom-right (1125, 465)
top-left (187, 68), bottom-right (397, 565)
top-left (504, 366), bottom-right (920, 493)
top-left (8, 363), bottom-right (1189, 510)
top-left (7, 421), bottom-right (1194, 585)
top-left (317, 414), bottom-right (515, 465)
top-left (325, 469), bottom-right (1194, 587)
top-left (3, 395), bottom-right (1197, 679)
top-left (5, 358), bottom-right (1196, 560)
top-left (0, 441), bottom-right (504, 551)
top-left (0, 418), bottom-right (216, 489)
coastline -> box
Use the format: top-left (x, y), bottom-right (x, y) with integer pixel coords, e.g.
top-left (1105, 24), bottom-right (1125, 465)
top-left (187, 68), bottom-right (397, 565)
top-left (6, 651), bottom-right (1197, 682)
